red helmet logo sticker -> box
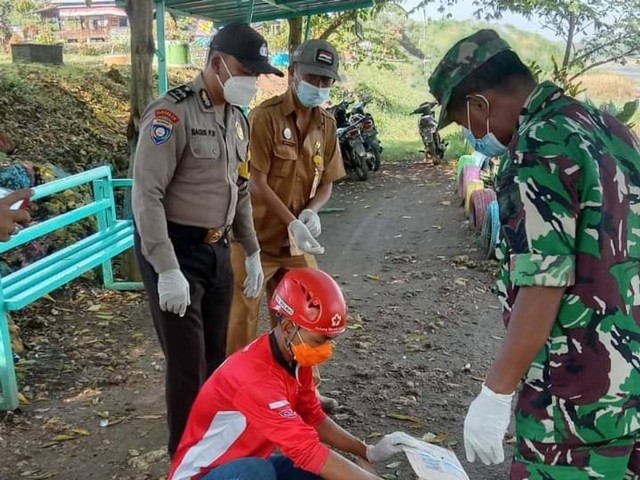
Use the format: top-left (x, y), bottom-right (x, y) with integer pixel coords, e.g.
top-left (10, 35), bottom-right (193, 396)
top-left (274, 294), bottom-right (294, 316)
top-left (331, 314), bottom-right (342, 327)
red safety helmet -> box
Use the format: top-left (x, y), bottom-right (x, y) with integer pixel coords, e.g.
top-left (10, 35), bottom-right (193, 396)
top-left (269, 268), bottom-right (347, 335)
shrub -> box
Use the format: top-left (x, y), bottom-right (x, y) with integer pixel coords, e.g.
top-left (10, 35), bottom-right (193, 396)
top-left (443, 128), bottom-right (470, 162)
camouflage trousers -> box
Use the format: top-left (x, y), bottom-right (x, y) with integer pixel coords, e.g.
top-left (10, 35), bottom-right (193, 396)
top-left (511, 436), bottom-right (640, 479)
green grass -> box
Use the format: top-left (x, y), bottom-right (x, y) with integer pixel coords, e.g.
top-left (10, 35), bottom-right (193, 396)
top-left (0, 51), bottom-right (103, 66)
top-left (330, 20), bottom-right (566, 163)
top-left (443, 129), bottom-right (472, 161)
top-left (336, 62), bottom-right (478, 162)
top-left (632, 110), bottom-right (640, 134)
top-left (335, 63), bottom-right (427, 162)
top-left (404, 20), bottom-right (564, 75)
top-left (337, 62), bottom-right (640, 163)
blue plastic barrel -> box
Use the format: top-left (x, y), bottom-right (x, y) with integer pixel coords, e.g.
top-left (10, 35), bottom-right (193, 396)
top-left (271, 52), bottom-right (290, 68)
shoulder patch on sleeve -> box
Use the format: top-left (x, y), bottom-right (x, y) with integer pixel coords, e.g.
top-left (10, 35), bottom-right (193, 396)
top-left (150, 108), bottom-right (179, 146)
top-left (268, 399), bottom-right (297, 419)
top-left (165, 85), bottom-right (194, 104)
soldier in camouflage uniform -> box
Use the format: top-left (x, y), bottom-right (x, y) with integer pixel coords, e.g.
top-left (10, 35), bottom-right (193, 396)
top-left (428, 29), bottom-right (640, 479)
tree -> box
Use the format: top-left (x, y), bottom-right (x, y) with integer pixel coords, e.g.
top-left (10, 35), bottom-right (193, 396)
top-left (122, 0), bottom-right (154, 280)
top-left (13, 0), bottom-right (37, 15)
top-left (0, 0), bottom-right (12, 45)
top-left (286, 0), bottom-right (406, 53)
top-left (124, 0), bottom-right (154, 178)
top-left (0, 0), bottom-right (36, 47)
top-left (287, 17), bottom-right (303, 54)
top-left (411, 0), bottom-right (640, 88)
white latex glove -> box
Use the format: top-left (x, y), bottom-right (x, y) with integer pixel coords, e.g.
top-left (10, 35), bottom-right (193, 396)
top-left (288, 219), bottom-right (325, 255)
top-left (298, 209), bottom-right (322, 237)
top-left (464, 385), bottom-right (514, 465)
top-left (158, 269), bottom-right (191, 317)
top-left (366, 432), bottom-right (421, 463)
top-left (244, 250), bottom-right (264, 299)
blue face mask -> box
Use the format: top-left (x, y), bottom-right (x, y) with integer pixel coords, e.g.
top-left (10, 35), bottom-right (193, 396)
top-left (295, 79), bottom-right (331, 108)
top-left (463, 128), bottom-right (507, 157)
top-left (464, 95), bottom-right (508, 157)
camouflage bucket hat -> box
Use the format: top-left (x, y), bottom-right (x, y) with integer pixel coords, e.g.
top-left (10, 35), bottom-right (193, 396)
top-left (428, 29), bottom-right (512, 130)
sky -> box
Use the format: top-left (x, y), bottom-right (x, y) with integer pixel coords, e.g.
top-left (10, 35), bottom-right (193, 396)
top-left (404, 0), bottom-right (553, 39)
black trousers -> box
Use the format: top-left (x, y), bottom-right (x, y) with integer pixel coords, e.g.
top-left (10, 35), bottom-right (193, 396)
top-left (134, 226), bottom-right (233, 458)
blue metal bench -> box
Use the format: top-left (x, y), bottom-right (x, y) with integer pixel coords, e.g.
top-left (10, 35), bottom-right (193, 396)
top-left (0, 165), bottom-right (136, 410)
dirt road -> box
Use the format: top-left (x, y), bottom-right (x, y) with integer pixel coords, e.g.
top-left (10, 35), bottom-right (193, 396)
top-left (0, 160), bottom-right (511, 479)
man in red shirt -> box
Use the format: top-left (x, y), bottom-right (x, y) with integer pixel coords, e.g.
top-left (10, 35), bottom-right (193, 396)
top-left (169, 268), bottom-right (417, 480)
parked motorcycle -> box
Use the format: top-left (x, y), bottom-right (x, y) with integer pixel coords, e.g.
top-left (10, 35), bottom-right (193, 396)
top-left (411, 101), bottom-right (447, 165)
top-left (329, 100), bottom-right (351, 129)
top-left (337, 125), bottom-right (369, 181)
top-left (350, 102), bottom-right (382, 172)
top-left (328, 101), bottom-right (370, 181)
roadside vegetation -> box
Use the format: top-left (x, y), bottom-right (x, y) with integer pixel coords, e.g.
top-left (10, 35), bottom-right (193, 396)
top-left (1, 19), bottom-right (638, 168)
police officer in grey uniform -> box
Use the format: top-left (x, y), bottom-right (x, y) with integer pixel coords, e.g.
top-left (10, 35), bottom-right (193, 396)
top-left (132, 23), bottom-right (283, 458)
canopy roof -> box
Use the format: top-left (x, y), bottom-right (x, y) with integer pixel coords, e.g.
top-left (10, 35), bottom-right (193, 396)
top-left (134, 0), bottom-right (376, 93)
top-left (164, 0), bottom-right (375, 24)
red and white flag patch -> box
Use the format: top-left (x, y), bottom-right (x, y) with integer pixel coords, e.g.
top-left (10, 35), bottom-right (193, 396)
top-left (269, 400), bottom-right (297, 419)
top-left (316, 49), bottom-right (334, 65)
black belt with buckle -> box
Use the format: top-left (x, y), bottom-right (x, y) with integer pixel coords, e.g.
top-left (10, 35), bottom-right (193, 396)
top-left (167, 221), bottom-right (230, 245)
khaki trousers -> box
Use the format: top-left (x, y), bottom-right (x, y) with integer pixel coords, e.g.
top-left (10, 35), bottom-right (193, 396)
top-left (226, 242), bottom-right (318, 356)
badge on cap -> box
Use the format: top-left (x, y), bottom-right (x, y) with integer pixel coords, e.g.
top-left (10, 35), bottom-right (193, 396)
top-left (260, 43), bottom-right (268, 59)
top-left (236, 121), bottom-right (244, 141)
top-left (316, 49), bottom-right (334, 65)
top-left (283, 127), bottom-right (292, 140)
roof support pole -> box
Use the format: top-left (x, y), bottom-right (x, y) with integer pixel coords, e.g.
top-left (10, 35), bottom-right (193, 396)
top-left (304, 14), bottom-right (312, 40)
top-left (155, 0), bottom-right (168, 94)
top-left (242, 0), bottom-right (258, 116)
top-left (247, 0), bottom-right (256, 22)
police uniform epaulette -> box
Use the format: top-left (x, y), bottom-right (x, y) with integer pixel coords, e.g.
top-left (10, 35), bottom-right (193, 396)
top-left (165, 84), bottom-right (194, 103)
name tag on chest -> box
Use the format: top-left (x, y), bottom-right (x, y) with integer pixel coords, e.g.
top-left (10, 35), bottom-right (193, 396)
top-left (191, 128), bottom-right (216, 137)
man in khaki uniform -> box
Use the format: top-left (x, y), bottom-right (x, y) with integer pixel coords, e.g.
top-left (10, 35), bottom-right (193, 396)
top-left (227, 39), bottom-right (346, 411)
top-left (132, 23), bottom-right (283, 458)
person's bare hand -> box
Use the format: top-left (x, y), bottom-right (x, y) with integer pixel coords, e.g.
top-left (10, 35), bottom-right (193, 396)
top-left (0, 189), bottom-right (33, 241)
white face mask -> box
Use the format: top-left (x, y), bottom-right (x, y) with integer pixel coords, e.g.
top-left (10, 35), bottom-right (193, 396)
top-left (216, 57), bottom-right (258, 107)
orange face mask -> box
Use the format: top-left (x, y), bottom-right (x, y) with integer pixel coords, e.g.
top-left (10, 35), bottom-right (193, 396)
top-left (291, 331), bottom-right (334, 367)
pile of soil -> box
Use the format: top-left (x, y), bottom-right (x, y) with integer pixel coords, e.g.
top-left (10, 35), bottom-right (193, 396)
top-left (256, 74), bottom-right (288, 103)
top-left (0, 63), bottom-right (288, 176)
top-left (0, 64), bottom-right (198, 272)
top-left (0, 64), bottom-right (200, 175)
